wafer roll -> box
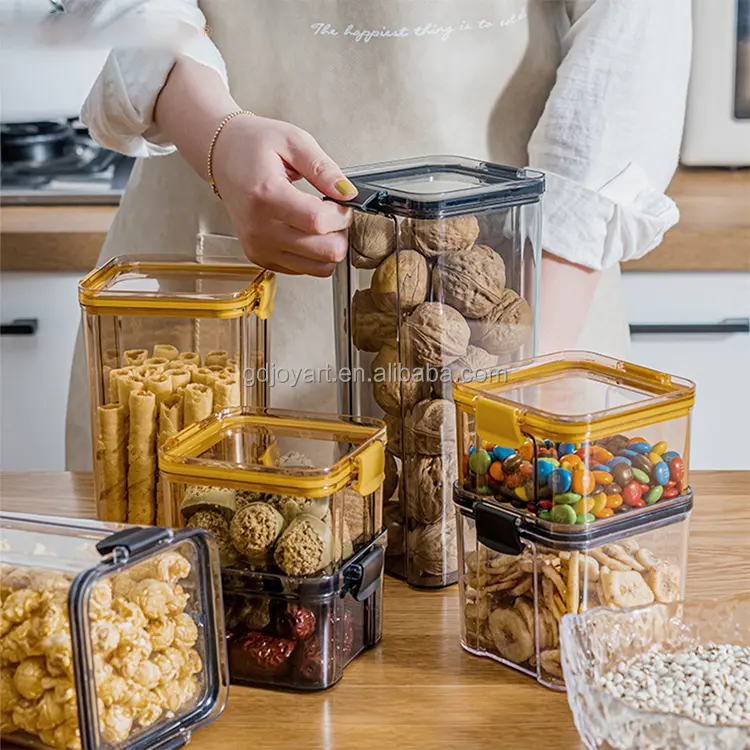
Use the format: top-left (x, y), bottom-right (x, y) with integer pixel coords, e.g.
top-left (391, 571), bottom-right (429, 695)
top-left (225, 359), bottom-right (239, 373)
top-left (152, 344), bottom-right (179, 361)
top-left (124, 349), bottom-right (148, 367)
top-left (205, 351), bottom-right (228, 367)
top-left (144, 357), bottom-right (169, 368)
top-left (207, 365), bottom-right (225, 375)
top-left (165, 361), bottom-right (188, 371)
top-left (178, 352), bottom-right (201, 367)
top-left (117, 375), bottom-right (144, 417)
top-left (213, 377), bottom-right (241, 409)
top-left (96, 404), bottom-right (128, 522)
top-left (168, 368), bottom-right (191, 390)
top-left (145, 374), bottom-right (173, 406)
top-left (127, 389), bottom-right (157, 525)
top-left (192, 367), bottom-right (218, 387)
top-left (183, 383), bottom-right (213, 426)
top-left (108, 368), bottom-right (132, 404)
top-left (156, 392), bottom-right (184, 526)
top-left (138, 365), bottom-right (164, 380)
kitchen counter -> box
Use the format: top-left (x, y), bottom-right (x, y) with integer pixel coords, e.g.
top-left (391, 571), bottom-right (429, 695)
top-left (1, 167), bottom-right (748, 273)
top-left (1, 470), bottom-right (748, 750)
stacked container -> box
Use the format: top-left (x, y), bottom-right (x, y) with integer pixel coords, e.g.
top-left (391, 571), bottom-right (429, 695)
top-left (0, 512), bottom-right (227, 750)
top-left (333, 156), bottom-right (544, 588)
top-left (159, 407), bottom-right (387, 690)
top-left (78, 236), bottom-right (275, 527)
top-left (451, 351), bottom-right (696, 689)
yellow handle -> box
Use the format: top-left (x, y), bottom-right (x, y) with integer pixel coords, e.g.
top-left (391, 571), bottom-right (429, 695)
top-left (254, 274), bottom-right (277, 320)
top-left (353, 441), bottom-right (385, 497)
top-left (474, 396), bottom-right (525, 449)
top-left (257, 440), bottom-right (280, 467)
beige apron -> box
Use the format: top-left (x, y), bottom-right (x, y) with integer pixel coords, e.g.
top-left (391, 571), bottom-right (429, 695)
top-left (66, 0), bottom-right (630, 471)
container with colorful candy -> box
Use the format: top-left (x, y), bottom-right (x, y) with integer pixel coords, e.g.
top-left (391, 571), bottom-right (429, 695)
top-left (453, 352), bottom-right (695, 526)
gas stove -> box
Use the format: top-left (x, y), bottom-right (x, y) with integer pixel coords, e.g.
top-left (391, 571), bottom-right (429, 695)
top-left (0, 119), bottom-right (134, 205)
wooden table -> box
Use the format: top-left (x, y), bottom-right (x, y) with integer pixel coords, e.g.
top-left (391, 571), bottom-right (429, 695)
top-left (1, 471), bottom-right (748, 750)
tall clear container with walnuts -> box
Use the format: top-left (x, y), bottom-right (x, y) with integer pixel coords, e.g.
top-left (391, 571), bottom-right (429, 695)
top-left (333, 157), bottom-right (544, 588)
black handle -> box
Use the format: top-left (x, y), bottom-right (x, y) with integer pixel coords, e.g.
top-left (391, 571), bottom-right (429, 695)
top-left (344, 543), bottom-right (385, 602)
top-left (97, 527), bottom-right (172, 557)
top-left (630, 318), bottom-right (750, 335)
top-left (323, 187), bottom-right (386, 210)
top-left (1, 318), bottom-right (38, 336)
top-left (475, 501), bottom-right (525, 557)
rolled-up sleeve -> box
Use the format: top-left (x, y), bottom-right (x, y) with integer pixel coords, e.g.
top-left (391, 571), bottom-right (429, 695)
top-left (60, 0), bottom-right (227, 157)
top-left (528, 0), bottom-right (692, 270)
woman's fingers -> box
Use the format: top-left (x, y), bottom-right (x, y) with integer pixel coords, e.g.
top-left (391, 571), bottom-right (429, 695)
top-left (262, 179), bottom-right (353, 235)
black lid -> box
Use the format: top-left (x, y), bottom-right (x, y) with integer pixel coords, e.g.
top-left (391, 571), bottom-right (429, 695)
top-left (453, 483), bottom-right (694, 554)
top-left (341, 156), bottom-right (545, 218)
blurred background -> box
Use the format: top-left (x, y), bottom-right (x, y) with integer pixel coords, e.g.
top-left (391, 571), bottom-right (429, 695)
top-left (0, 0), bottom-right (748, 473)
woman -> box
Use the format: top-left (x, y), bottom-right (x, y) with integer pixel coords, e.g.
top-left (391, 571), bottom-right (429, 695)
top-left (65, 0), bottom-right (691, 471)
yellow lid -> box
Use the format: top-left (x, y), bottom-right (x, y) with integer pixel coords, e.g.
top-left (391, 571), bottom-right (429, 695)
top-left (78, 255), bottom-right (276, 319)
top-left (452, 351), bottom-right (695, 448)
top-left (159, 407), bottom-right (386, 499)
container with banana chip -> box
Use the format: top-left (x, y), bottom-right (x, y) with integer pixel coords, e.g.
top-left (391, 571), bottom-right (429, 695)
top-left (454, 483), bottom-right (693, 690)
top-left (0, 511), bottom-right (228, 750)
top-left (79, 234), bottom-right (276, 528)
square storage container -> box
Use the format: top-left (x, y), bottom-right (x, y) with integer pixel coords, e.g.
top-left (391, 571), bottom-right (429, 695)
top-left (332, 156), bottom-right (544, 588)
top-left (79, 237), bottom-right (276, 527)
top-left (454, 484), bottom-right (694, 690)
top-left (453, 351), bottom-right (695, 524)
top-left (0, 512), bottom-right (228, 750)
top-left (223, 532), bottom-right (385, 690)
top-left (159, 407), bottom-right (386, 577)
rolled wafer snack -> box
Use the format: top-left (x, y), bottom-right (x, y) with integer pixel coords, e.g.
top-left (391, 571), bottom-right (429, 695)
top-left (108, 368), bottom-right (132, 404)
top-left (225, 359), bottom-right (239, 373)
top-left (144, 357), bottom-right (169, 367)
top-left (156, 392), bottom-right (184, 526)
top-left (124, 349), bottom-right (148, 366)
top-left (165, 360), bottom-right (188, 371)
top-left (213, 377), bottom-right (241, 409)
top-left (117, 375), bottom-right (144, 417)
top-left (145, 374), bottom-right (173, 406)
top-left (178, 351), bottom-right (201, 367)
top-left (168, 368), bottom-right (192, 390)
top-left (137, 365), bottom-right (164, 380)
top-left (205, 350), bottom-right (228, 367)
top-left (96, 403), bottom-right (128, 522)
top-left (193, 367), bottom-right (218, 387)
top-left (207, 365), bottom-right (225, 375)
top-left (152, 344), bottom-right (179, 361)
top-left (183, 383), bottom-right (214, 426)
top-left (127, 389), bottom-right (157, 525)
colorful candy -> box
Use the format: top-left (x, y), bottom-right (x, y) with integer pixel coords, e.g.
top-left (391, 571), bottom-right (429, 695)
top-left (469, 448), bottom-right (492, 474)
top-left (550, 468), bottom-right (573, 494)
top-left (652, 461), bottom-right (670, 486)
top-left (551, 504), bottom-right (577, 524)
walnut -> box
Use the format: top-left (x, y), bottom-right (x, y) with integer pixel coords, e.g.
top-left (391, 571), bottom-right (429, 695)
top-left (405, 455), bottom-right (456, 525)
top-left (350, 212), bottom-right (396, 269)
top-left (432, 244), bottom-right (506, 319)
top-left (383, 450), bottom-right (399, 502)
top-left (405, 398), bottom-right (456, 456)
top-left (403, 302), bottom-right (470, 367)
top-left (434, 345), bottom-right (500, 398)
top-left (371, 344), bottom-right (424, 417)
top-left (370, 250), bottom-right (428, 313)
top-left (409, 518), bottom-right (458, 577)
top-left (384, 414), bottom-right (402, 458)
top-left (401, 215), bottom-right (479, 260)
top-left (468, 289), bottom-right (533, 355)
top-left (351, 290), bottom-right (398, 353)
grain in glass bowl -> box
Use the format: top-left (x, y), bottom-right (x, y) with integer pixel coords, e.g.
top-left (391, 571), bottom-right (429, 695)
top-left (560, 594), bottom-right (750, 750)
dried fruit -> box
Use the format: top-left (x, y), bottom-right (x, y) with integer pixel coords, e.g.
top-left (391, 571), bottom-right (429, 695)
top-left (401, 215), bottom-right (479, 260)
top-left (277, 605), bottom-right (317, 641)
top-left (350, 212), bottom-right (396, 269)
top-left (371, 344), bottom-right (424, 417)
top-left (405, 398), bottom-right (456, 455)
top-left (646, 563), bottom-right (681, 603)
top-left (232, 632), bottom-right (296, 676)
top-left (488, 607), bottom-right (534, 664)
top-left (468, 289), bottom-right (533, 355)
top-left (432, 244), bottom-right (506, 319)
top-left (403, 302), bottom-right (470, 367)
top-left (370, 250), bottom-right (429, 313)
top-left (601, 569), bottom-right (655, 608)
top-left (295, 636), bottom-right (326, 683)
top-left (405, 454), bottom-right (456, 525)
top-left (351, 290), bottom-right (398, 352)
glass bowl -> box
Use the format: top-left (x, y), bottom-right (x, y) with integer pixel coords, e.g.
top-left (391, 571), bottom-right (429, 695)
top-left (560, 594), bottom-right (750, 750)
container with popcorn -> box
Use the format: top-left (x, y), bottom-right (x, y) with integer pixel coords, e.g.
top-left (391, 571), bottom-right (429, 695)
top-left (78, 234), bottom-right (275, 527)
top-left (0, 511), bottom-right (228, 750)
top-left (332, 157), bottom-right (544, 589)
top-left (453, 483), bottom-right (693, 690)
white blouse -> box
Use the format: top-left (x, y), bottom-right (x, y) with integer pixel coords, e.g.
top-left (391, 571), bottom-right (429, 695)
top-left (69, 0), bottom-right (693, 271)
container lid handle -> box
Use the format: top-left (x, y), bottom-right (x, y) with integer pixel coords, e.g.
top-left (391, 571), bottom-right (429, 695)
top-left (254, 273), bottom-right (276, 320)
top-left (475, 396), bottom-right (526, 449)
top-left (475, 501), bottom-right (525, 556)
top-left (96, 527), bottom-right (172, 557)
top-left (344, 544), bottom-right (385, 602)
top-left (352, 441), bottom-right (385, 496)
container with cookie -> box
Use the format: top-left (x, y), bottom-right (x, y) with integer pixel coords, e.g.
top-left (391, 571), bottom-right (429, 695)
top-left (79, 234), bottom-right (276, 527)
top-left (454, 483), bottom-right (693, 690)
top-left (332, 157), bottom-right (544, 588)
top-left (453, 351), bottom-right (695, 523)
top-left (158, 407), bottom-right (387, 687)
top-left (0, 511), bottom-right (228, 750)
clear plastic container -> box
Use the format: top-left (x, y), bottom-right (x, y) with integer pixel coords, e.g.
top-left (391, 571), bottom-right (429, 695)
top-left (224, 532), bottom-right (385, 690)
top-left (159, 407), bottom-right (386, 577)
top-left (0, 512), bottom-right (228, 750)
top-left (332, 156), bottom-right (544, 588)
top-left (78, 236), bottom-right (275, 527)
top-left (454, 484), bottom-right (693, 690)
top-left (453, 351), bottom-right (695, 525)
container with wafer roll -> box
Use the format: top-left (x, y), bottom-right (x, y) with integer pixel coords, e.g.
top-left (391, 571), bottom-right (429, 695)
top-left (79, 239), bottom-right (276, 527)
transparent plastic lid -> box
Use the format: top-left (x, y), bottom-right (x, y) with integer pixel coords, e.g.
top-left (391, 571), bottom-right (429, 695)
top-left (342, 155), bottom-right (545, 218)
top-left (159, 407), bottom-right (387, 499)
top-left (453, 351), bottom-right (695, 446)
top-left (78, 254), bottom-right (275, 320)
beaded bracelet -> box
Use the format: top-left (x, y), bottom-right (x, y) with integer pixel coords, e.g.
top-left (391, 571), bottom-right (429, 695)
top-left (207, 110), bottom-right (254, 199)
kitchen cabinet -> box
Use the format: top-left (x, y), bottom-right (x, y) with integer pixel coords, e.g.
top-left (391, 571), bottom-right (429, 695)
top-left (623, 271), bottom-right (750, 470)
top-left (0, 272), bottom-right (82, 471)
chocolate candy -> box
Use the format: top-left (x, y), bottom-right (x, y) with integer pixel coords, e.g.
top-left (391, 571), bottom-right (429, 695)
top-left (652, 461), bottom-right (670, 486)
top-left (631, 454), bottom-right (653, 476)
top-left (503, 454), bottom-right (523, 474)
top-left (631, 467), bottom-right (650, 484)
top-left (645, 486), bottom-right (664, 505)
top-left (604, 483), bottom-right (623, 495)
top-left (622, 481), bottom-right (643, 506)
top-left (607, 456), bottom-right (631, 469)
top-left (469, 448), bottom-right (492, 474)
top-left (550, 468), bottom-right (572, 494)
top-left (611, 463), bottom-right (634, 488)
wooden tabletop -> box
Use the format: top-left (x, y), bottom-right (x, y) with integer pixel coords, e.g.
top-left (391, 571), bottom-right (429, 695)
top-left (1, 471), bottom-right (748, 750)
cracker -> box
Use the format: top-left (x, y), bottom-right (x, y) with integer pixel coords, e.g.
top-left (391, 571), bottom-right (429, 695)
top-left (541, 562), bottom-right (567, 599)
top-left (567, 550), bottom-right (580, 615)
top-left (590, 547), bottom-right (632, 572)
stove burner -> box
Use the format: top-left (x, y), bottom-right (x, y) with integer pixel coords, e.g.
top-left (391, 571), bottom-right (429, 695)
top-left (1, 120), bottom-right (77, 166)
